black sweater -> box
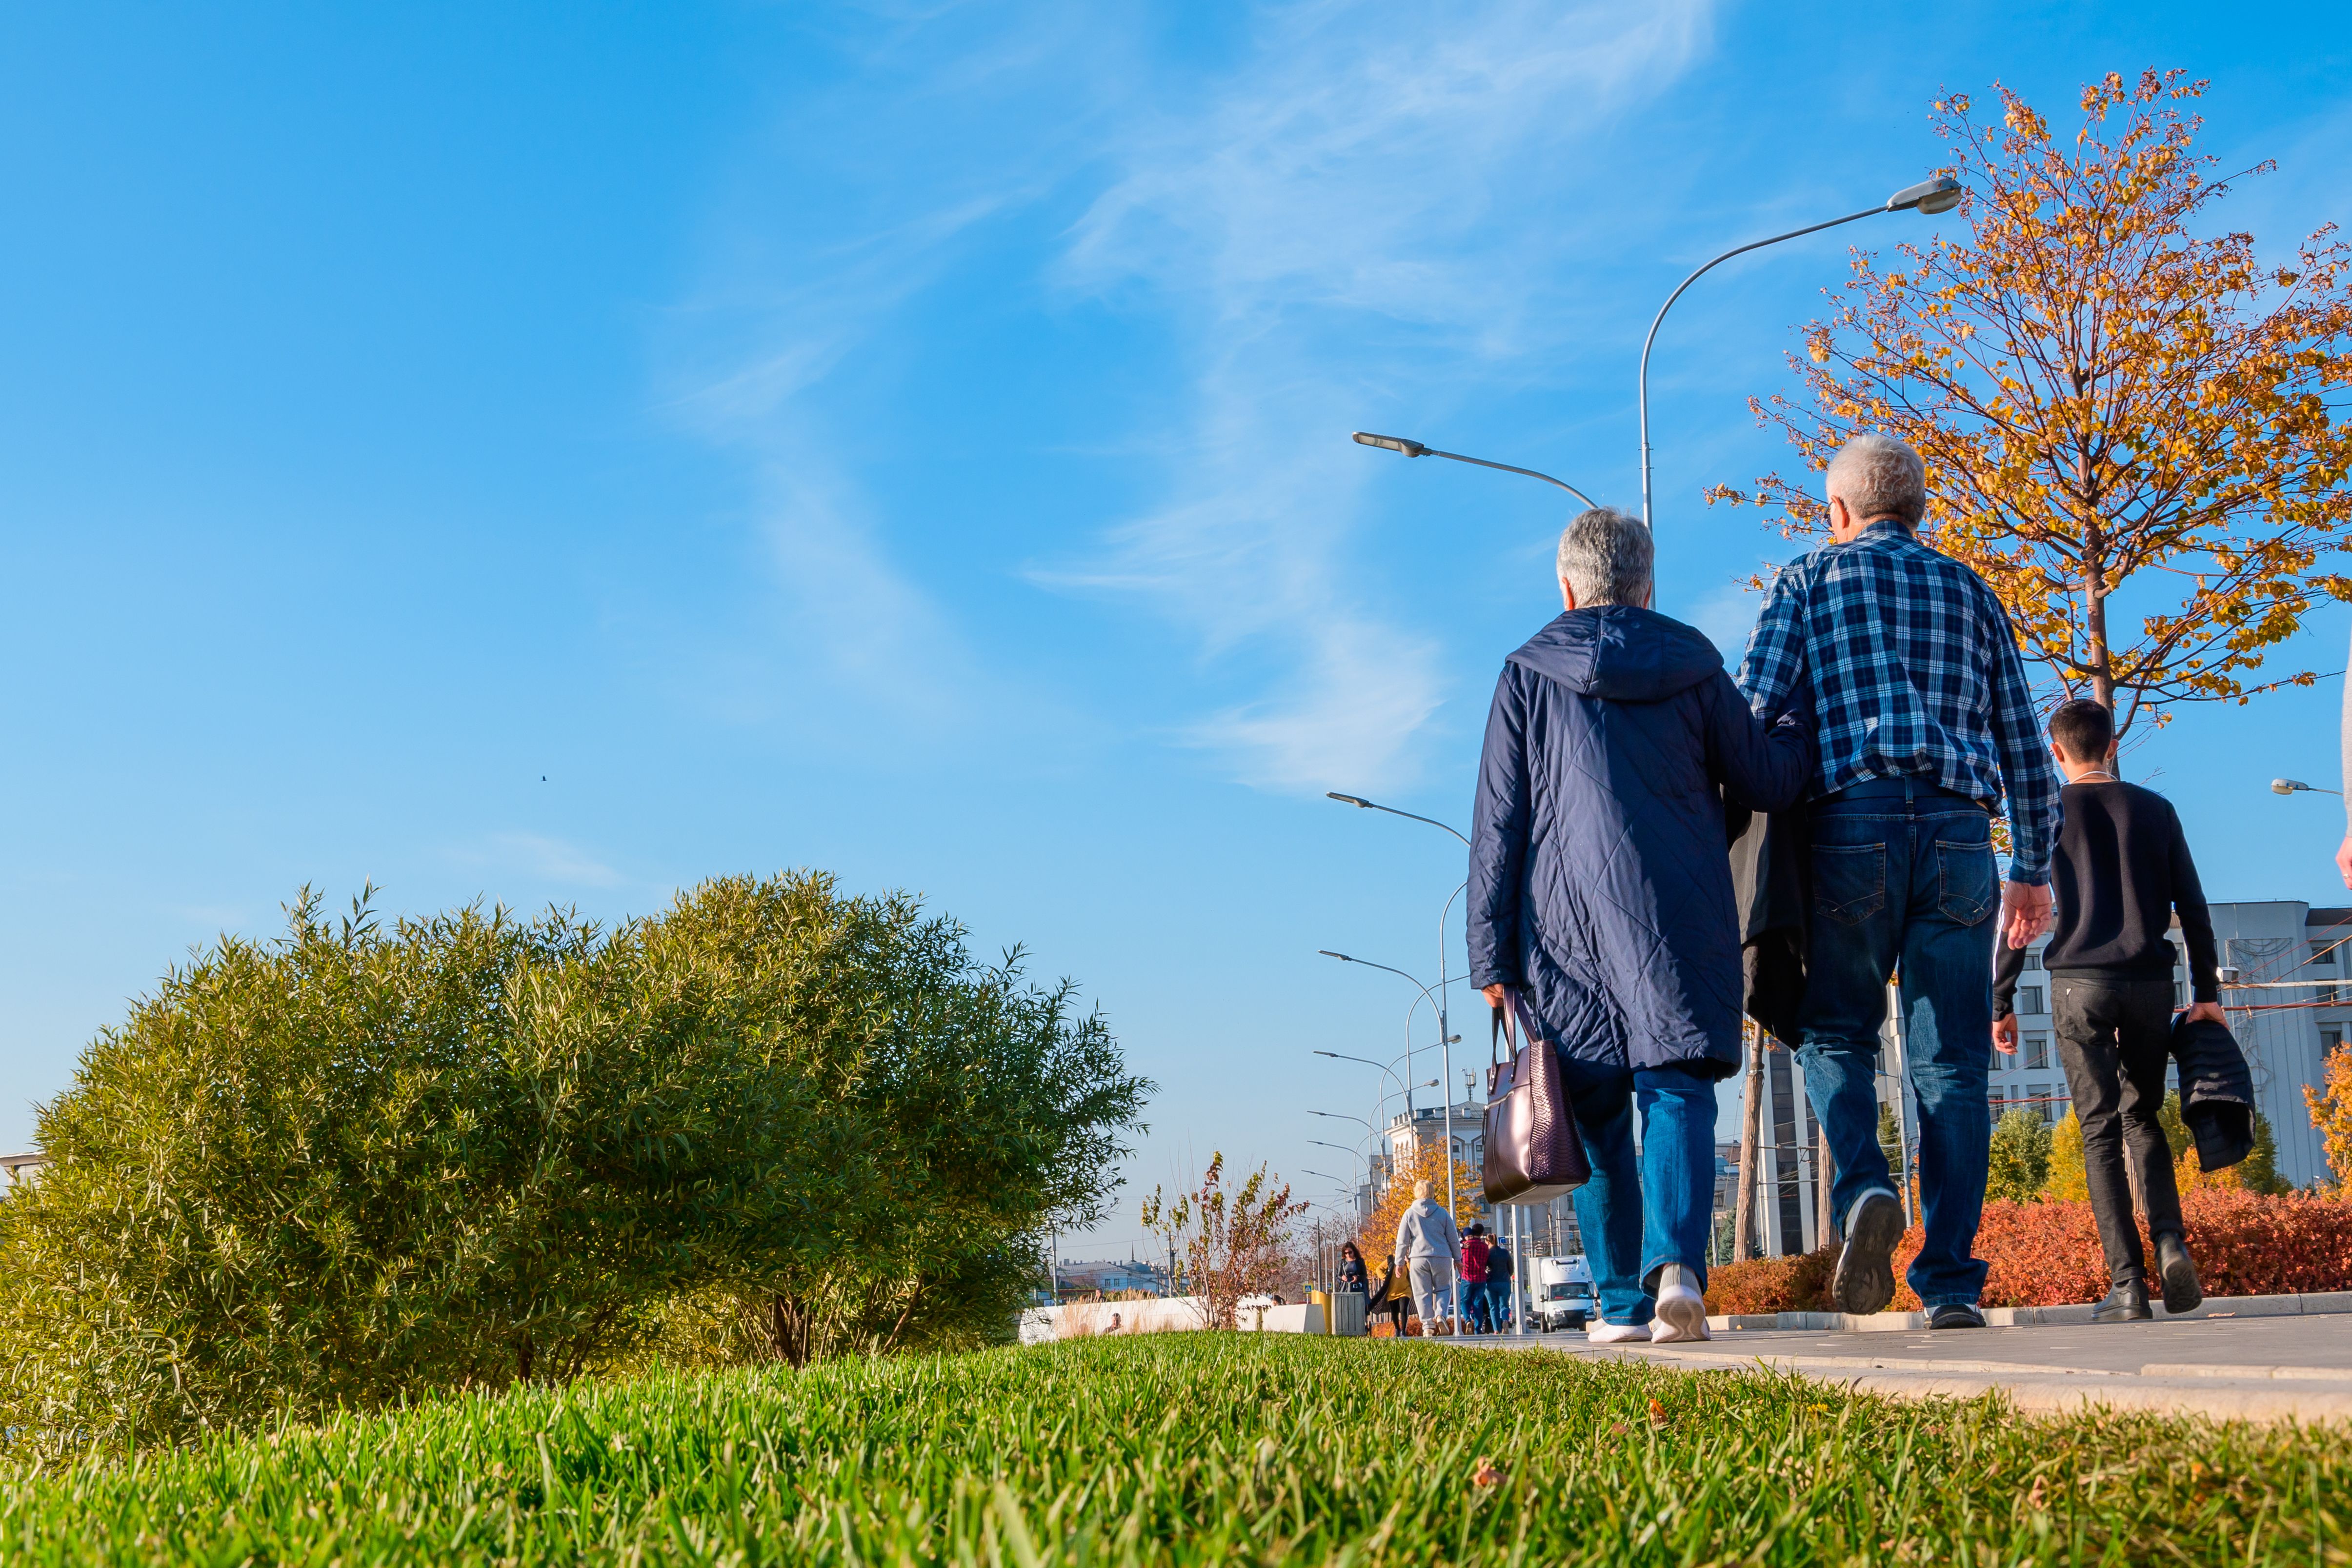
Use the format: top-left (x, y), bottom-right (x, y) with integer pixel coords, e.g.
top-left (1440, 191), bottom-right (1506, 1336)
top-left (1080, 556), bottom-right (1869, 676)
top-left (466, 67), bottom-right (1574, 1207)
top-left (1993, 779), bottom-right (2219, 1017)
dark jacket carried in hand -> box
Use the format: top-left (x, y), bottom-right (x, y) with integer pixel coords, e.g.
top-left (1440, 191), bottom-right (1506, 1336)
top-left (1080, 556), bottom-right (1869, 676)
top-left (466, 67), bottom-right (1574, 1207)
top-left (1469, 605), bottom-right (1814, 1078)
top-left (2171, 1014), bottom-right (2257, 1173)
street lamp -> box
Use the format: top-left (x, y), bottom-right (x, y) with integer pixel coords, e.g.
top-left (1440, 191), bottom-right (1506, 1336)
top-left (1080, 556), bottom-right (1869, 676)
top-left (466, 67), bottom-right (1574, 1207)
top-left (1637, 174), bottom-right (1963, 529)
top-left (1349, 432), bottom-right (1600, 510)
top-left (2274, 778), bottom-right (2344, 796)
top-left (1322, 794), bottom-right (1479, 1225)
top-left (1324, 792), bottom-right (1470, 848)
top-left (1313, 1047), bottom-right (1438, 1126)
top-left (1321, 948), bottom-right (1468, 1224)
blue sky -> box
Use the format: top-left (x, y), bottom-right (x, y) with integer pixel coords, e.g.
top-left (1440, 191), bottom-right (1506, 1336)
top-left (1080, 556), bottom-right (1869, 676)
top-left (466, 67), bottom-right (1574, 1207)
top-left (5, 2), bottom-right (2350, 1257)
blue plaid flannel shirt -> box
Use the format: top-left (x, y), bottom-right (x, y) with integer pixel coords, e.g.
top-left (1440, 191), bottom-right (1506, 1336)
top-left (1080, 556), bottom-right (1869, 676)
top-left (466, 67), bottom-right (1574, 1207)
top-left (1735, 521), bottom-right (2061, 885)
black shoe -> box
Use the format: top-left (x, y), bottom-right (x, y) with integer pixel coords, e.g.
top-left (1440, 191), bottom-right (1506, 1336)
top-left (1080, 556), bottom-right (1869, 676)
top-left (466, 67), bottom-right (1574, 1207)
top-left (1928, 1303), bottom-right (1986, 1330)
top-left (1832, 1189), bottom-right (1906, 1315)
top-left (2155, 1233), bottom-right (2204, 1315)
top-left (2092, 1279), bottom-right (2152, 1323)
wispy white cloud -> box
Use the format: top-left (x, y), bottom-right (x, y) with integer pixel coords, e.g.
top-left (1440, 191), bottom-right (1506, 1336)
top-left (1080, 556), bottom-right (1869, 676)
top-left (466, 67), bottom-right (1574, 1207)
top-left (1041, 0), bottom-right (1716, 791)
top-left (461, 833), bottom-right (624, 889)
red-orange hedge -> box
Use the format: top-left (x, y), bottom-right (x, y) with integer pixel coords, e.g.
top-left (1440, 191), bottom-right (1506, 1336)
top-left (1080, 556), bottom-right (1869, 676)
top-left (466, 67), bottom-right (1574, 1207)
top-left (1704, 1191), bottom-right (2352, 1312)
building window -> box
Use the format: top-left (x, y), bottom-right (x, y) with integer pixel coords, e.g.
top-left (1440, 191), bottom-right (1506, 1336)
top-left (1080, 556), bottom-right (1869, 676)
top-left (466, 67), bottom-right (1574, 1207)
top-left (2325, 1025), bottom-right (2346, 1061)
top-left (2027, 1083), bottom-right (2054, 1124)
top-left (2021, 947), bottom-right (2042, 973)
top-left (2025, 1033), bottom-right (2051, 1071)
top-left (2016, 985), bottom-right (2045, 1016)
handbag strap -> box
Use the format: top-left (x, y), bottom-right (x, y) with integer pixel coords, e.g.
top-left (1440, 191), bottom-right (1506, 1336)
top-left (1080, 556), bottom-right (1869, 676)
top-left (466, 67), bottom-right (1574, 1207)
top-left (1491, 989), bottom-right (1518, 1069)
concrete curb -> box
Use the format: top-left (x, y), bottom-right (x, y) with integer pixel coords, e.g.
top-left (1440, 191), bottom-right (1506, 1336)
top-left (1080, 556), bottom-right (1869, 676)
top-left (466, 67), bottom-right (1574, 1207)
top-left (1706, 1289), bottom-right (2352, 1334)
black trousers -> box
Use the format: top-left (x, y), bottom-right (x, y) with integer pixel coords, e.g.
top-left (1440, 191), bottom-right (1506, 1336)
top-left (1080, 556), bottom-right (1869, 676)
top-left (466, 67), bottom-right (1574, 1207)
top-left (2050, 976), bottom-right (2183, 1282)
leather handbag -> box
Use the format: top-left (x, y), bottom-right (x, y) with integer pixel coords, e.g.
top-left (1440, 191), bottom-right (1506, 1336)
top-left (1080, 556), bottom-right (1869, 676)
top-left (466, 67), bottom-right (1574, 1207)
top-left (1481, 989), bottom-right (1589, 1205)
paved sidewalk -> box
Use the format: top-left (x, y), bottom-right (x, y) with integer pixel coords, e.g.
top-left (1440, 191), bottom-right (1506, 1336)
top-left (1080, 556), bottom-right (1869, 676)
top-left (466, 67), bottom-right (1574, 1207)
top-left (1439, 1313), bottom-right (2352, 1423)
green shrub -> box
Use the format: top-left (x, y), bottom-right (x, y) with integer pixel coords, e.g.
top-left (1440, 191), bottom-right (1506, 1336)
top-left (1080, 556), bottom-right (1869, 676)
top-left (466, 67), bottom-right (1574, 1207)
top-left (0, 873), bottom-right (1147, 1451)
top-left (1985, 1107), bottom-right (2052, 1202)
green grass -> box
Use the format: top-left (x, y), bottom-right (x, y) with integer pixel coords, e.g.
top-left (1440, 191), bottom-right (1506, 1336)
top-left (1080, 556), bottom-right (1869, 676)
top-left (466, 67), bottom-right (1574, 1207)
top-left (1, 1335), bottom-right (2343, 1565)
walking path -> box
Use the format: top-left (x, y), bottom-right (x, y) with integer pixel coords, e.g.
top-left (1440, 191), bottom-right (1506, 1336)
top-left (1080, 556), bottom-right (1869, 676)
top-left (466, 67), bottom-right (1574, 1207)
top-left (1441, 1310), bottom-right (2352, 1423)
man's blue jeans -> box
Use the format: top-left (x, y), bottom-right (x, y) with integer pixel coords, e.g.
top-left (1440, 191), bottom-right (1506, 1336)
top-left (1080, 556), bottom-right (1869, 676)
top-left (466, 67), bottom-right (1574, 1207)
top-left (1797, 778), bottom-right (1999, 1308)
top-left (1562, 1059), bottom-right (1719, 1326)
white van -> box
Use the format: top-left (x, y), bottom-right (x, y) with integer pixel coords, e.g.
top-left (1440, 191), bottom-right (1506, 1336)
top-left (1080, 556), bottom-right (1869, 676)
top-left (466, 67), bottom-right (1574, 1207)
top-left (1529, 1255), bottom-right (1596, 1332)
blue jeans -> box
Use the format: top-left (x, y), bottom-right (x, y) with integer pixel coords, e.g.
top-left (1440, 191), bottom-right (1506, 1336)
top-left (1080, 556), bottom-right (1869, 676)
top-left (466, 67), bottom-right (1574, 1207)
top-left (1797, 778), bottom-right (1999, 1308)
top-left (1466, 1280), bottom-right (1494, 1333)
top-left (1563, 1059), bottom-right (1719, 1326)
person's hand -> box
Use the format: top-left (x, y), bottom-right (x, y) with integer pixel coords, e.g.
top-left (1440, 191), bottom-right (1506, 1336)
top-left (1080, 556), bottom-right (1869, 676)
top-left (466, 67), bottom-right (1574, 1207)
top-left (2184, 1001), bottom-right (2228, 1027)
top-left (2337, 831), bottom-right (2352, 891)
top-left (2000, 880), bottom-right (2051, 949)
top-left (1481, 983), bottom-right (1508, 1010)
top-left (1992, 1014), bottom-right (2018, 1054)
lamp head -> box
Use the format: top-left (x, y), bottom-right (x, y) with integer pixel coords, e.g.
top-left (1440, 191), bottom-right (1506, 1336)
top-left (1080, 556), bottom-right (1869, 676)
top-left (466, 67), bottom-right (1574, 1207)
top-left (1352, 431), bottom-right (1428, 457)
top-left (2273, 778), bottom-right (2311, 795)
top-left (1887, 176), bottom-right (1963, 215)
top-left (1326, 792), bottom-right (1373, 808)
top-left (1319, 949), bottom-right (1352, 962)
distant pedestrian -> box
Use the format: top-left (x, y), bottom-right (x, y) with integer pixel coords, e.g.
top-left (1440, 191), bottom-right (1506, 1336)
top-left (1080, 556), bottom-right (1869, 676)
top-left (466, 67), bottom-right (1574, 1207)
top-left (1485, 1230), bottom-right (1516, 1335)
top-left (1392, 1180), bottom-right (1462, 1335)
top-left (1460, 1225), bottom-right (1493, 1334)
top-left (1737, 433), bottom-right (2061, 1329)
top-left (1993, 699), bottom-right (2221, 1321)
top-left (1367, 1254), bottom-right (1408, 1334)
top-left (1471, 505), bottom-right (1812, 1345)
top-left (1337, 1241), bottom-right (1369, 1294)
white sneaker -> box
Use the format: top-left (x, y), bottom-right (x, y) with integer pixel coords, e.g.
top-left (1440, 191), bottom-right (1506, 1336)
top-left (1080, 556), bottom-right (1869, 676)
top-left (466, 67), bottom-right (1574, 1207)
top-left (1650, 1265), bottom-right (1711, 1343)
top-left (1586, 1318), bottom-right (1651, 1344)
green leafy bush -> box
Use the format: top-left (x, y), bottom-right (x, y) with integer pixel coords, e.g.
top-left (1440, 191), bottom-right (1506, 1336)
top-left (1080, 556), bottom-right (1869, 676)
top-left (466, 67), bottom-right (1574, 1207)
top-left (0, 873), bottom-right (1147, 1451)
top-left (1985, 1108), bottom-right (2052, 1202)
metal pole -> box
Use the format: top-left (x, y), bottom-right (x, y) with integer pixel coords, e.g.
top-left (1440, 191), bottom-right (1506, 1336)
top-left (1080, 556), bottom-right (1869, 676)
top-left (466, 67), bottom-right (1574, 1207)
top-left (1888, 980), bottom-right (1915, 1228)
top-left (1638, 205), bottom-right (1884, 531)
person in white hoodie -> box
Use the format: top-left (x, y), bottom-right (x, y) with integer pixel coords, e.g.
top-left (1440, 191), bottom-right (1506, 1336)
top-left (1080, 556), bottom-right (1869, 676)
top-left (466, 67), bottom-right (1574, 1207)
top-left (1391, 1180), bottom-right (1462, 1335)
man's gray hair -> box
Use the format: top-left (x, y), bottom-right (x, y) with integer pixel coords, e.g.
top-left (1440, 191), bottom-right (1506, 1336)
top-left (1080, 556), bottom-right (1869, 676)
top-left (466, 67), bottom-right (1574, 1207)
top-left (1556, 506), bottom-right (1654, 607)
top-left (1825, 432), bottom-right (1928, 526)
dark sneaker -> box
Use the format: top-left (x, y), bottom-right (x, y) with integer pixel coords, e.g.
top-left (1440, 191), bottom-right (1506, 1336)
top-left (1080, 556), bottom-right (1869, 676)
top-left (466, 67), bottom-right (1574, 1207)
top-left (2155, 1232), bottom-right (2204, 1315)
top-left (1832, 1189), bottom-right (1905, 1315)
top-left (2092, 1279), bottom-right (2152, 1323)
top-left (1928, 1302), bottom-right (1986, 1330)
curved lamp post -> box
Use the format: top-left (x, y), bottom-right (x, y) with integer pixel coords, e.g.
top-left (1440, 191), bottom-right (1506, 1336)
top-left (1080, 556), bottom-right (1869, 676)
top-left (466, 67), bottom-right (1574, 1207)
top-left (1322, 948), bottom-right (1469, 1224)
top-left (1637, 176), bottom-right (1963, 529)
top-left (2274, 778), bottom-right (2344, 796)
top-left (1322, 792), bottom-right (1478, 1225)
top-left (1349, 432), bottom-right (1599, 510)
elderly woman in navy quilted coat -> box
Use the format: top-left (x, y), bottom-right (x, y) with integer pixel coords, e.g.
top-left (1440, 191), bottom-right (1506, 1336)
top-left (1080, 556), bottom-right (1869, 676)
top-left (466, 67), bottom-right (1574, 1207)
top-left (1470, 506), bottom-right (1810, 1346)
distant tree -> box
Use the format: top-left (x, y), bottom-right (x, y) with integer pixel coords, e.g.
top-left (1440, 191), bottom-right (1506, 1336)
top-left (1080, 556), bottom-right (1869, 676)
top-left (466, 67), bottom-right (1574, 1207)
top-left (2304, 1043), bottom-right (2352, 1193)
top-left (1986, 1109), bottom-right (2054, 1202)
top-left (2047, 1109), bottom-right (2090, 1201)
top-left (1710, 71), bottom-right (2352, 734)
top-left (1143, 1155), bottom-right (1308, 1330)
top-left (1353, 1141), bottom-right (1479, 1279)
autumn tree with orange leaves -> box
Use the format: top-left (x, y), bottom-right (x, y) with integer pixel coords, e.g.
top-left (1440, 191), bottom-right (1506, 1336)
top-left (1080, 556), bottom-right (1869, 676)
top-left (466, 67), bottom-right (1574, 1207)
top-left (1710, 70), bottom-right (2352, 733)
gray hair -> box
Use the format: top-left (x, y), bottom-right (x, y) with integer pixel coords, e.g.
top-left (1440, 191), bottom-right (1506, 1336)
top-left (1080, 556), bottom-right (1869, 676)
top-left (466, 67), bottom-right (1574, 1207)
top-left (1555, 506), bottom-right (1654, 607)
top-left (1825, 432), bottom-right (1927, 526)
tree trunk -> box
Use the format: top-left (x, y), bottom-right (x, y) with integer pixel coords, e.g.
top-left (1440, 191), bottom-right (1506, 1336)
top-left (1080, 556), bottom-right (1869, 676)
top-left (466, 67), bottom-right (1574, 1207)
top-left (2084, 539), bottom-right (2116, 716)
top-left (1733, 1024), bottom-right (1763, 1262)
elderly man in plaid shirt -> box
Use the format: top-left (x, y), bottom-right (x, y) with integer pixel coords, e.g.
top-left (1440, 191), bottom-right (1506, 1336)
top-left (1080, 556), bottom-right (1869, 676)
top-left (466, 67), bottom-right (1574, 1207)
top-left (1737, 432), bottom-right (2060, 1329)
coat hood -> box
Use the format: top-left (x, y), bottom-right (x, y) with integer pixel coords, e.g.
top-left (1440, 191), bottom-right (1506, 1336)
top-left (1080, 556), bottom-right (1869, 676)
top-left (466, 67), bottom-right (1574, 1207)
top-left (1506, 605), bottom-right (1723, 703)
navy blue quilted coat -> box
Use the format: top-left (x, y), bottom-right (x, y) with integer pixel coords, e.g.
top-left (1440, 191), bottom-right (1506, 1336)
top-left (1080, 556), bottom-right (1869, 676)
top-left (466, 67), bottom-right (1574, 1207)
top-left (1468, 605), bottom-right (1811, 1079)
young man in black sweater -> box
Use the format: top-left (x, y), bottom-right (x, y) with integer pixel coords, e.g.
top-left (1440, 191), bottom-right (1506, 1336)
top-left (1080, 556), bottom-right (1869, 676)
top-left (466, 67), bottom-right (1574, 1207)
top-left (1992, 699), bottom-right (2224, 1322)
